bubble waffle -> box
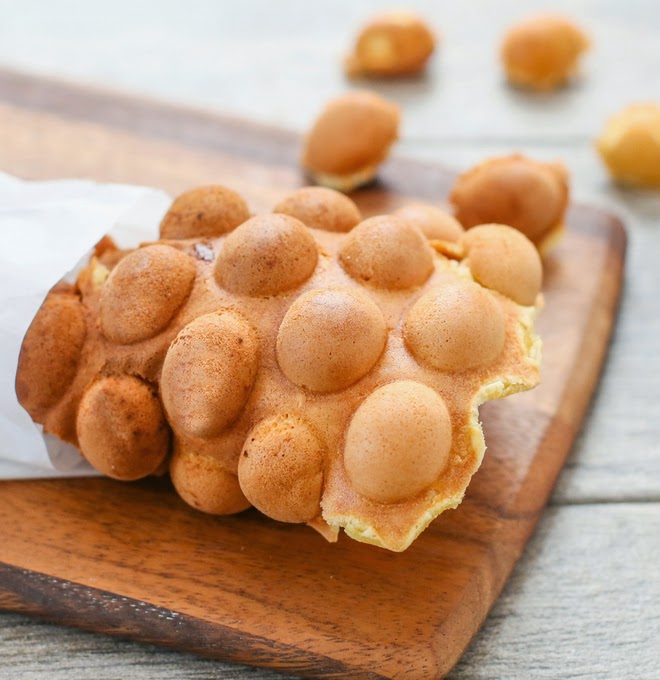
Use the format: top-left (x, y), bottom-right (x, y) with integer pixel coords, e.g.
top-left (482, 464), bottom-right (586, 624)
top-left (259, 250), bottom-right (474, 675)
top-left (16, 185), bottom-right (542, 552)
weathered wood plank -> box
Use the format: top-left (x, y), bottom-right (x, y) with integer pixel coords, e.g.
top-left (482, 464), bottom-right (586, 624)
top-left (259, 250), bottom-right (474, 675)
top-left (450, 503), bottom-right (660, 680)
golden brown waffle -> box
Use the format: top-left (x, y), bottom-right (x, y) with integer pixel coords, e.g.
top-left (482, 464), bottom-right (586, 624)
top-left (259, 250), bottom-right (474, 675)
top-left (16, 186), bottom-right (542, 552)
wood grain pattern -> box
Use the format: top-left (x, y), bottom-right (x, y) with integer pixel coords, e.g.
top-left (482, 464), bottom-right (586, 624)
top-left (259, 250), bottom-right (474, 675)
top-left (0, 71), bottom-right (625, 679)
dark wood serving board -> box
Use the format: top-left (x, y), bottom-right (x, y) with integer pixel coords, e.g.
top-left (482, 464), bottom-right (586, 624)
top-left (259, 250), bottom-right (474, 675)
top-left (0, 70), bottom-right (625, 679)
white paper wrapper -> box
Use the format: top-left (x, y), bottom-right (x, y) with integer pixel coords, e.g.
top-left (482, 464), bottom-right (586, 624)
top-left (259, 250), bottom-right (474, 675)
top-left (0, 172), bottom-right (172, 479)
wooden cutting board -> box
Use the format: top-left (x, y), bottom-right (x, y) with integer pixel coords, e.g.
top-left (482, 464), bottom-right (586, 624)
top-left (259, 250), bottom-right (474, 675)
top-left (0, 70), bottom-right (625, 679)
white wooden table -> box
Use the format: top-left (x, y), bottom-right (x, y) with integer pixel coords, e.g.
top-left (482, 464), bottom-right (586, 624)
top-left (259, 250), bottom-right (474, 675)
top-left (0, 1), bottom-right (659, 677)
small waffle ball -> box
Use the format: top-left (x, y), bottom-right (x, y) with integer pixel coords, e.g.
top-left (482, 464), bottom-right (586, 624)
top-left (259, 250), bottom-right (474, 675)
top-left (160, 185), bottom-right (250, 239)
top-left (403, 281), bottom-right (506, 372)
top-left (76, 375), bottom-right (170, 481)
top-left (449, 154), bottom-right (569, 252)
top-left (100, 244), bottom-right (197, 345)
top-left (273, 186), bottom-right (362, 232)
top-left (301, 91), bottom-right (400, 192)
top-left (596, 103), bottom-right (660, 188)
top-left (394, 203), bottom-right (464, 241)
top-left (344, 381), bottom-right (452, 504)
top-left (171, 445), bottom-right (251, 515)
top-left (215, 214), bottom-right (318, 296)
top-left (460, 224), bottom-right (543, 306)
top-left (276, 287), bottom-right (387, 393)
top-left (339, 215), bottom-right (433, 289)
top-left (161, 311), bottom-right (260, 439)
top-left (16, 288), bottom-right (86, 422)
top-left (345, 10), bottom-right (436, 78)
top-left (501, 14), bottom-right (590, 91)
top-left (238, 415), bottom-right (324, 523)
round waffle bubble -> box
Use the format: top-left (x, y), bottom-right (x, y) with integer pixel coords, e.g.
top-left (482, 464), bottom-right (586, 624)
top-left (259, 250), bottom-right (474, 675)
top-left (16, 185), bottom-right (542, 552)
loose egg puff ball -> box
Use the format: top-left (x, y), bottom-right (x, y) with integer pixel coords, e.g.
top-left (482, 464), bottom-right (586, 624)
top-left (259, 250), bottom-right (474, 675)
top-left (16, 185), bottom-right (542, 552)
top-left (450, 154), bottom-right (569, 254)
top-left (344, 10), bottom-right (436, 78)
top-left (301, 91), bottom-right (400, 192)
top-left (501, 14), bottom-right (589, 91)
top-left (596, 103), bottom-right (660, 188)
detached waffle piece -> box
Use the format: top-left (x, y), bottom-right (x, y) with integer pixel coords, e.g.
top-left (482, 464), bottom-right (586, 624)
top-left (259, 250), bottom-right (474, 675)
top-left (16, 185), bottom-right (542, 552)
top-left (301, 91), bottom-right (400, 192)
top-left (501, 14), bottom-right (590, 91)
top-left (596, 103), bottom-right (660, 189)
top-left (344, 10), bottom-right (436, 78)
top-left (450, 154), bottom-right (569, 254)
